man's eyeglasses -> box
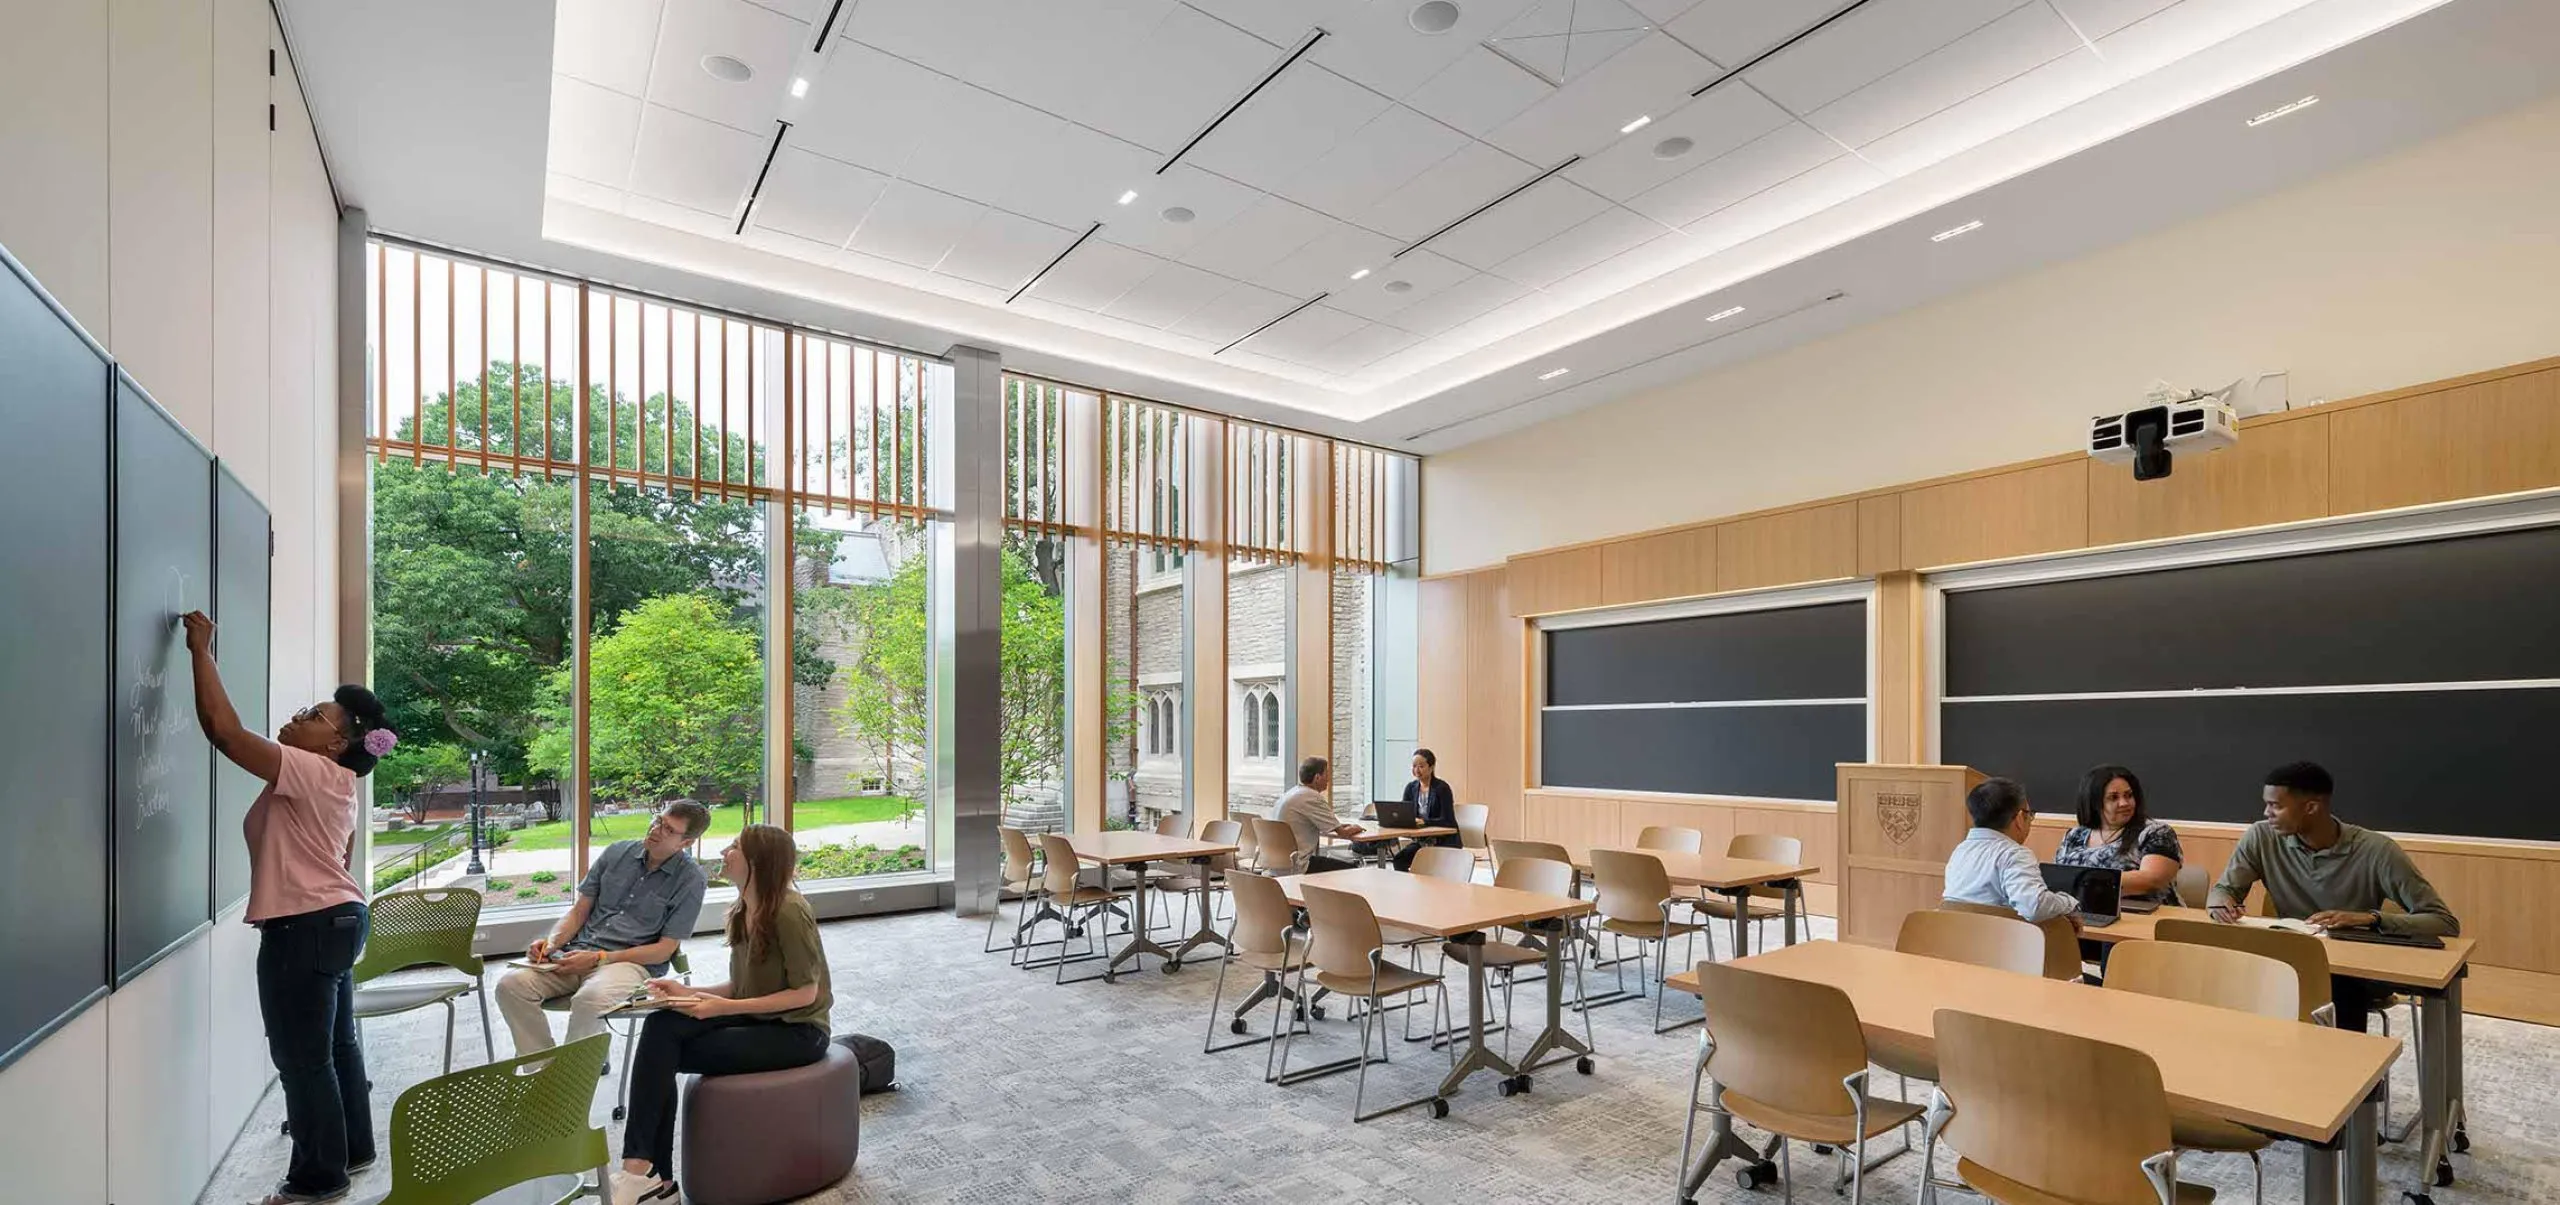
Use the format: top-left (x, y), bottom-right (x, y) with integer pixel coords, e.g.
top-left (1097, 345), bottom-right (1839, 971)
top-left (647, 815), bottom-right (695, 842)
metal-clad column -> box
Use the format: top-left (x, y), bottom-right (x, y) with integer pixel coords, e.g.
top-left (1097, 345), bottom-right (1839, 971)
top-left (947, 346), bottom-right (1003, 914)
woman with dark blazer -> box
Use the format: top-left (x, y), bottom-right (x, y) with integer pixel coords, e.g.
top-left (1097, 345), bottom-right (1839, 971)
top-left (1391, 748), bottom-right (1461, 872)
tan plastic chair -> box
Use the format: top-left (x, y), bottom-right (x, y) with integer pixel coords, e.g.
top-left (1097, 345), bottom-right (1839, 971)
top-left (1233, 815), bottom-right (1261, 871)
top-left (1033, 833), bottom-right (1127, 985)
top-left (984, 827), bottom-right (1046, 958)
top-left (2174, 863), bottom-right (2211, 909)
top-left (1455, 803), bottom-right (1491, 875)
top-left (1409, 845), bottom-right (1476, 883)
top-left (2152, 918), bottom-right (2334, 1024)
top-left (1941, 898), bottom-right (2082, 981)
top-left (1927, 1009), bottom-right (2214, 1205)
top-left (1682, 962), bottom-right (1923, 1203)
top-left (1204, 869), bottom-right (1314, 1076)
top-left (2105, 941), bottom-right (2296, 1202)
top-left (1160, 818), bottom-right (1244, 935)
top-left (1636, 825), bottom-right (1704, 854)
top-left (1590, 849), bottom-right (1710, 1033)
top-left (1691, 833), bottom-right (1804, 956)
top-left (1278, 883), bottom-right (1456, 1121)
top-left (1876, 909), bottom-right (2049, 1105)
top-left (1251, 817), bottom-right (1301, 874)
top-left (1153, 813), bottom-right (1184, 836)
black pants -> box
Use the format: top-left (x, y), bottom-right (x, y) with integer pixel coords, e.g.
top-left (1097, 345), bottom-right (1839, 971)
top-left (256, 901), bottom-right (375, 1195)
top-left (2331, 975), bottom-right (2397, 1034)
top-left (623, 1012), bottom-right (828, 1176)
top-left (1391, 835), bottom-right (1461, 872)
top-left (1305, 853), bottom-right (1359, 874)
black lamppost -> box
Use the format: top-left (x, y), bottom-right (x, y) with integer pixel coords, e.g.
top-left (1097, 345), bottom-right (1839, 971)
top-left (463, 748), bottom-right (489, 877)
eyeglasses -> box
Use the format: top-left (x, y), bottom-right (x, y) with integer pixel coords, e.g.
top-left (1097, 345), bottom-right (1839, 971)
top-left (295, 704), bottom-right (355, 739)
top-left (647, 815), bottom-right (695, 842)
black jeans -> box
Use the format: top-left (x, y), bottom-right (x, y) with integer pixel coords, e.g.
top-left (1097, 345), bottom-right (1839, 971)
top-left (623, 1012), bottom-right (828, 1177)
top-left (2331, 975), bottom-right (2396, 1033)
top-left (1304, 853), bottom-right (1359, 874)
top-left (256, 901), bottom-right (375, 1195)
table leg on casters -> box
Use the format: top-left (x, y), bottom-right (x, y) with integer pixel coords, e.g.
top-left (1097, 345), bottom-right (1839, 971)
top-left (1782, 881), bottom-right (1802, 946)
top-left (1514, 920), bottom-right (1595, 1078)
top-left (2301, 1132), bottom-right (2341, 1205)
top-left (2344, 1086), bottom-right (2380, 1205)
top-left (1435, 932), bottom-right (1522, 1103)
top-left (1169, 856), bottom-right (1236, 968)
top-left (1105, 859), bottom-right (1184, 979)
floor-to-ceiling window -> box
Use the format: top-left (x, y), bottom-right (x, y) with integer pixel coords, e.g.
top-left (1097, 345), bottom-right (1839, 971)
top-left (1103, 396), bottom-right (1191, 830)
top-left (997, 375), bottom-right (1074, 834)
top-left (1226, 424), bottom-right (1296, 819)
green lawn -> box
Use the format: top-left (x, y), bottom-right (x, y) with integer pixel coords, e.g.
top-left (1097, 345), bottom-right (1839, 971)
top-left (372, 822), bottom-right (458, 848)
top-left (499, 795), bottom-right (916, 852)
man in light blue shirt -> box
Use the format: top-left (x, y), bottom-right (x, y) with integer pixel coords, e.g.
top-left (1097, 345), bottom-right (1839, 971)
top-left (1943, 778), bottom-right (2080, 926)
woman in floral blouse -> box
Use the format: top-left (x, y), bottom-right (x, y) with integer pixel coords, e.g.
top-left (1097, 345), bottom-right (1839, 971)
top-left (2055, 764), bottom-right (2184, 907)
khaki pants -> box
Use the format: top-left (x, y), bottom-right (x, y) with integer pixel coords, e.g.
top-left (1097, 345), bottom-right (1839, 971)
top-left (493, 960), bottom-right (649, 1056)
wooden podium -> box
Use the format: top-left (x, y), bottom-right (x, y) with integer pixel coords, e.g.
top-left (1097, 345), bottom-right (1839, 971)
top-left (1835, 763), bottom-right (1987, 947)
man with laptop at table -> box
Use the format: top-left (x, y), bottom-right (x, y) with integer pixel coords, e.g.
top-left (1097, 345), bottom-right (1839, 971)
top-left (2209, 761), bottom-right (2460, 1033)
top-left (1943, 777), bottom-right (2085, 928)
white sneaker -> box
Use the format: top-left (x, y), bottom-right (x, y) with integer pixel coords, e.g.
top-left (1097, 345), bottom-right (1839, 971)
top-left (607, 1170), bottom-right (670, 1205)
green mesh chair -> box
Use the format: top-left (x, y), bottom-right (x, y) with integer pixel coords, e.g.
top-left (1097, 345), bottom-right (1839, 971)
top-left (356, 888), bottom-right (493, 1072)
top-left (540, 949), bottom-right (690, 1121)
top-left (375, 1032), bottom-right (613, 1205)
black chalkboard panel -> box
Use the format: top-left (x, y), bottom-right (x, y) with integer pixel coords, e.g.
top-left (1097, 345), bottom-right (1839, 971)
top-left (1944, 525), bottom-right (2560, 697)
top-left (1541, 704), bottom-right (1865, 801)
top-left (0, 254), bottom-right (112, 1070)
top-left (213, 465), bottom-right (271, 910)
top-left (1547, 601), bottom-right (1865, 705)
top-left (113, 372), bottom-right (215, 985)
top-left (1941, 688), bottom-right (2560, 840)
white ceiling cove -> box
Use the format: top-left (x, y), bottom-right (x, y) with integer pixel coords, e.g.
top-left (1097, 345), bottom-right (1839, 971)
top-left (537, 0), bottom-right (2461, 422)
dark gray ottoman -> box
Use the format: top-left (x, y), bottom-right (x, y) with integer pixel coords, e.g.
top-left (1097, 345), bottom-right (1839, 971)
top-left (678, 1042), bottom-right (861, 1204)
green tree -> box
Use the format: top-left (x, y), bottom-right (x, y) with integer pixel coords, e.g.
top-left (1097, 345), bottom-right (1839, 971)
top-left (529, 593), bottom-right (764, 810)
top-left (374, 741), bottom-right (470, 823)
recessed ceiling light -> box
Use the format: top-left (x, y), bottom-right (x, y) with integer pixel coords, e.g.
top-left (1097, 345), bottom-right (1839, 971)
top-left (1619, 115), bottom-right (1652, 135)
top-left (1930, 219), bottom-right (1984, 243)
top-left (1384, 280), bottom-right (1414, 294)
top-left (1652, 136), bottom-right (1694, 161)
top-left (1705, 305), bottom-right (1745, 322)
top-left (788, 76), bottom-right (809, 98)
top-left (1537, 366), bottom-right (1571, 381)
top-left (1350, 268), bottom-right (1371, 281)
top-left (700, 54), bottom-right (753, 83)
top-left (1117, 190), bottom-right (1138, 205)
top-left (2246, 95), bottom-right (2320, 127)
top-left (1159, 206), bottom-right (1195, 223)
top-left (1409, 1), bottom-right (1461, 34)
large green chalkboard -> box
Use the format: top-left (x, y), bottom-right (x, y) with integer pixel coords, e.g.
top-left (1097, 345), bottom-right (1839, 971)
top-left (214, 464), bottom-right (271, 910)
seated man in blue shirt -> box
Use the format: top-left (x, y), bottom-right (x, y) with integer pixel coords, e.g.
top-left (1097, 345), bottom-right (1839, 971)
top-left (1942, 777), bottom-right (2081, 929)
top-left (494, 800), bottom-right (711, 1056)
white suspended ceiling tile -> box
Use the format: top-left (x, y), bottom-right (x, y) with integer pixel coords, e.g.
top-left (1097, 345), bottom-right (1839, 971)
top-left (964, 0), bottom-right (1177, 108)
top-left (1855, 38), bottom-right (2117, 177)
top-left (1185, 64), bottom-right (1393, 195)
top-left (740, 0), bottom-right (830, 21)
top-left (1177, 0), bottom-right (1347, 47)
top-left (1102, 165), bottom-right (1265, 259)
top-left (628, 103), bottom-right (771, 216)
top-left (1238, 302), bottom-right (1368, 362)
top-left (1272, 105), bottom-right (1473, 223)
top-left (1487, 205), bottom-right (1669, 290)
top-left (898, 82), bottom-right (1080, 210)
top-left (1682, 148), bottom-right (1885, 252)
top-left (1177, 193), bottom-right (1340, 281)
top-left (546, 172), bottom-right (628, 214)
top-left (1247, 223), bottom-right (1402, 298)
top-left (1404, 46), bottom-right (1555, 139)
top-left (549, 76), bottom-right (646, 189)
top-left (554, 0), bottom-right (664, 98)
top-left (1426, 174), bottom-right (1611, 270)
top-left (1801, 1), bottom-right (2084, 148)
top-left (839, 0), bottom-right (987, 80)
top-left (996, 123), bottom-right (1163, 231)
top-left (1170, 279), bottom-right (1296, 344)
top-left (1022, 238), bottom-right (1164, 311)
top-left (1311, 0), bottom-right (1543, 100)
top-left (1563, 82), bottom-right (1791, 200)
top-left (1662, 0), bottom-right (1836, 67)
top-left (2090, 0), bottom-right (2301, 80)
top-left (1625, 0), bottom-right (1705, 24)
top-left (1323, 247), bottom-right (1477, 322)
top-left (2052, 0), bottom-right (2185, 40)
top-left (644, 0), bottom-right (808, 133)
top-left (1742, 0), bottom-right (2026, 115)
top-left (1065, 3), bottom-right (1287, 153)
top-left (1539, 221), bottom-right (1691, 306)
top-left (1384, 270), bottom-right (1530, 337)
top-left (1359, 139), bottom-right (1538, 243)
top-left (1103, 259), bottom-right (1239, 328)
top-left (935, 208), bottom-right (1077, 290)
top-left (847, 180), bottom-right (986, 268)
top-left (624, 193), bottom-right (737, 238)
top-left (750, 148), bottom-right (889, 246)
top-left (1623, 119), bottom-right (1838, 226)
top-left (739, 223), bottom-right (844, 264)
top-left (790, 40), bottom-right (950, 174)
top-left (1307, 321), bottom-right (1422, 373)
top-left (1484, 32), bottom-right (1716, 166)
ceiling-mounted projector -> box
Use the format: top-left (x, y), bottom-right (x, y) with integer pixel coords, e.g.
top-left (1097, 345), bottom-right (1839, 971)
top-left (2090, 381), bottom-right (2242, 481)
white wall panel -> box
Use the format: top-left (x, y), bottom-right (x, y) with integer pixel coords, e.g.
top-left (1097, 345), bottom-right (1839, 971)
top-left (208, 902), bottom-right (271, 1162)
top-left (0, 0), bottom-right (112, 337)
top-left (109, 0), bottom-right (216, 438)
top-left (213, 0), bottom-right (272, 496)
top-left (0, 1002), bottom-right (110, 1204)
top-left (108, 934), bottom-right (215, 1205)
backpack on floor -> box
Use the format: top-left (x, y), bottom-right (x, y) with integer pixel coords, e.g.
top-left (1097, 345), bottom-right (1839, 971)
top-left (833, 1033), bottom-right (897, 1094)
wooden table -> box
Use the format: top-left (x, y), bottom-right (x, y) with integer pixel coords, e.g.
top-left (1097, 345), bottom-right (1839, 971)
top-left (2082, 906), bottom-right (2475, 1194)
top-left (1576, 850), bottom-right (1821, 955)
top-left (1668, 941), bottom-right (2401, 1204)
top-left (1060, 831), bottom-right (1237, 980)
top-left (1272, 868), bottom-right (1595, 1114)
top-left (1328, 825), bottom-right (1460, 867)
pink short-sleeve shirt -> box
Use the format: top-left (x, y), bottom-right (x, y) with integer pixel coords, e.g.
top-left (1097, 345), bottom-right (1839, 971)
top-left (244, 745), bottom-right (364, 923)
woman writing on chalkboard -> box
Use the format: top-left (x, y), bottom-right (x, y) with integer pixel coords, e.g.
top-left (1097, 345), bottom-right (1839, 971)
top-left (182, 611), bottom-right (396, 1205)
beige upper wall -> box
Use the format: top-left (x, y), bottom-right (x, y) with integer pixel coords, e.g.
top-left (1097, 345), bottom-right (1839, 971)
top-left (1424, 92), bottom-right (2560, 573)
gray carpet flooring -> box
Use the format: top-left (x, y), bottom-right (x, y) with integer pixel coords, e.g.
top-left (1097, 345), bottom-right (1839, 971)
top-left (206, 899), bottom-right (2560, 1203)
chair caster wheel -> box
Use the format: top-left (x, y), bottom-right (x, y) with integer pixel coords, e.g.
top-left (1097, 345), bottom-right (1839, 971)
top-left (280, 1121), bottom-right (291, 1137)
top-left (1735, 1159), bottom-right (1778, 1190)
top-left (611, 1105), bottom-right (626, 1121)
top-left (1429, 1097), bottom-right (1450, 1119)
top-left (1575, 1055), bottom-right (1595, 1075)
top-left (2453, 1129), bottom-right (2470, 1154)
top-left (1067, 925), bottom-right (1085, 938)
top-left (2434, 1157), bottom-right (2454, 1187)
top-left (1812, 1144), bottom-right (1835, 1155)
top-left (1161, 960), bottom-right (1181, 974)
top-left (1310, 1005), bottom-right (1327, 1020)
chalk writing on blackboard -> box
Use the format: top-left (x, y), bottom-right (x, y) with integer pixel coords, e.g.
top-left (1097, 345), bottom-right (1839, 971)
top-left (129, 568), bottom-right (190, 830)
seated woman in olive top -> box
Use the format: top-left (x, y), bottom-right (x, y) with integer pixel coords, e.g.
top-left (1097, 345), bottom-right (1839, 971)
top-left (2054, 764), bottom-right (2184, 907)
top-left (611, 824), bottom-right (833, 1205)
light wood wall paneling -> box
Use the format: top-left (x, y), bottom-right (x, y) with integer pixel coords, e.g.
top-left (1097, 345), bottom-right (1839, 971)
top-left (1899, 458), bottom-right (2090, 568)
top-left (110, 0), bottom-right (216, 437)
top-left (1857, 494), bottom-right (1903, 575)
top-left (1599, 525), bottom-right (1717, 605)
top-left (1475, 572), bottom-right (1524, 829)
top-left (2328, 366), bottom-right (2560, 515)
top-left (1416, 570), bottom-right (1473, 802)
top-left (1505, 545), bottom-right (1603, 616)
top-left (1872, 572), bottom-right (1923, 764)
top-left (0, 0), bottom-right (112, 337)
top-left (2088, 412), bottom-right (2330, 545)
top-left (1715, 501), bottom-right (1858, 592)
top-left (2466, 966), bottom-right (2560, 1027)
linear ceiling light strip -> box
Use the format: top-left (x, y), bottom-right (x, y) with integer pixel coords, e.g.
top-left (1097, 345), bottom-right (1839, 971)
top-left (1689, 0), bottom-right (1879, 98)
top-left (1006, 221), bottom-right (1104, 304)
top-left (810, 0), bottom-right (850, 50)
top-left (1392, 154), bottom-right (1581, 260)
top-left (1156, 27), bottom-right (1329, 176)
top-left (733, 120), bottom-right (793, 236)
top-left (1215, 292), bottom-right (1329, 356)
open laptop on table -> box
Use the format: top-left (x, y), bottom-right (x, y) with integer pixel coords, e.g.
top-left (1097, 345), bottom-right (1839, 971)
top-left (2041, 863), bottom-right (2122, 929)
top-left (1371, 800), bottom-right (1422, 830)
